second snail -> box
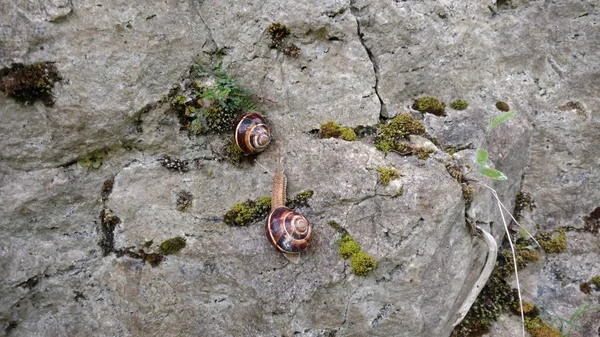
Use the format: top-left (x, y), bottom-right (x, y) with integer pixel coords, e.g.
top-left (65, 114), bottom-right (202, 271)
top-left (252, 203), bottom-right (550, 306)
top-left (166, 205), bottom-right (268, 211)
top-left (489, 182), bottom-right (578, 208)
top-left (235, 112), bottom-right (271, 154)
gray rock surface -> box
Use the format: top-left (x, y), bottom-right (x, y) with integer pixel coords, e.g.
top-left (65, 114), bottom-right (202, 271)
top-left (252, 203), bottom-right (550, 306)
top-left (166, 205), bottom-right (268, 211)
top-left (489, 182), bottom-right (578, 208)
top-left (1, 1), bottom-right (598, 337)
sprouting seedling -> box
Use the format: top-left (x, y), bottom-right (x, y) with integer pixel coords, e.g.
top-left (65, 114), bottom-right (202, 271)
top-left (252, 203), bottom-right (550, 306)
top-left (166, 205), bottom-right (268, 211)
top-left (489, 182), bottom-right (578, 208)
top-left (474, 110), bottom-right (516, 180)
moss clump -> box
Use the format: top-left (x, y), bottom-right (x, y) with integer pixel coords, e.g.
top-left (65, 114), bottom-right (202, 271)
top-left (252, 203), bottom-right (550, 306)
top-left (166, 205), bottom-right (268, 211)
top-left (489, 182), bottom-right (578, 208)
top-left (267, 22), bottom-right (300, 58)
top-left (524, 317), bottom-right (560, 337)
top-left (159, 237), bottom-right (186, 255)
top-left (340, 128), bottom-right (359, 141)
top-left (335, 233), bottom-right (377, 276)
top-left (495, 101), bottom-right (510, 112)
top-left (450, 99), bottom-right (469, 110)
top-left (536, 229), bottom-right (567, 254)
top-left (462, 185), bottom-right (473, 203)
top-left (514, 301), bottom-right (536, 314)
top-left (417, 148), bottom-right (434, 160)
top-left (339, 238), bottom-right (361, 259)
top-left (394, 188), bottom-right (405, 197)
top-left (413, 96), bottom-right (445, 116)
top-left (123, 247), bottom-right (164, 267)
top-left (375, 113), bottom-right (425, 154)
top-left (591, 275), bottom-right (600, 287)
top-left (319, 121), bottom-right (358, 141)
top-left (224, 196), bottom-right (271, 226)
top-left (224, 136), bottom-right (245, 167)
top-left (286, 190), bottom-right (314, 210)
top-left (0, 62), bottom-right (61, 106)
top-left (177, 190), bottom-right (193, 212)
top-left (376, 167), bottom-right (400, 186)
top-left (580, 282), bottom-right (592, 294)
top-left (351, 250), bottom-right (377, 276)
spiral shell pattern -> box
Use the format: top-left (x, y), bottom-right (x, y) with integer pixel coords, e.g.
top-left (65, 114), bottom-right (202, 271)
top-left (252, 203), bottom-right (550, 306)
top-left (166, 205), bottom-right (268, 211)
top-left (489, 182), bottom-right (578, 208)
top-left (235, 112), bottom-right (271, 154)
top-left (266, 206), bottom-right (312, 254)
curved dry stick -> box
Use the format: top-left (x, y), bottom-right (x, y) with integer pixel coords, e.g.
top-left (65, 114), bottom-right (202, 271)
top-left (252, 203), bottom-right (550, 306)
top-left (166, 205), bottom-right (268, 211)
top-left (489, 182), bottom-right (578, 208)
top-left (452, 226), bottom-right (498, 327)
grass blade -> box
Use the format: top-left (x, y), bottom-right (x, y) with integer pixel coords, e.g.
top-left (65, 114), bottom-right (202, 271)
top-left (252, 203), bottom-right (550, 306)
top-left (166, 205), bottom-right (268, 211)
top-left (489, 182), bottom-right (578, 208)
top-left (489, 110), bottom-right (515, 130)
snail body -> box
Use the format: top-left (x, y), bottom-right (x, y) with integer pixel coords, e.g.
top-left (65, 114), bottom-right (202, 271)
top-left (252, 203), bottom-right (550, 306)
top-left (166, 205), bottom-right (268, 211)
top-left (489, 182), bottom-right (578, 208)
top-left (235, 112), bottom-right (271, 154)
top-left (265, 158), bottom-right (312, 263)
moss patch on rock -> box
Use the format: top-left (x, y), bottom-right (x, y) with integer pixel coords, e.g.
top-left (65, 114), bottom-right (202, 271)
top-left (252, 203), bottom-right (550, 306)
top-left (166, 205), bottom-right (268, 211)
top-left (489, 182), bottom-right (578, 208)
top-left (285, 190), bottom-right (314, 210)
top-left (413, 96), bottom-right (445, 116)
top-left (159, 237), bottom-right (186, 255)
top-left (319, 121), bottom-right (359, 141)
top-left (177, 190), bottom-right (193, 212)
top-left (524, 317), bottom-right (560, 337)
top-left (495, 101), bottom-right (510, 112)
top-left (376, 167), bottom-right (400, 186)
top-left (536, 229), bottom-right (567, 254)
top-left (591, 275), bottom-right (600, 288)
top-left (224, 196), bottom-right (272, 226)
top-left (450, 99), bottom-right (469, 110)
top-left (375, 113), bottom-right (425, 153)
top-left (267, 22), bottom-right (300, 58)
top-left (0, 62), bottom-right (61, 106)
top-left (334, 230), bottom-right (377, 276)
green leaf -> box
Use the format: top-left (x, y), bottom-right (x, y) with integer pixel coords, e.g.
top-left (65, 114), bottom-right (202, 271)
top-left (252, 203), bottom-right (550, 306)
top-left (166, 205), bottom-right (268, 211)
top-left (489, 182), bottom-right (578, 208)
top-left (480, 168), bottom-right (508, 180)
top-left (488, 110), bottom-right (515, 130)
top-left (476, 149), bottom-right (488, 169)
top-left (91, 160), bottom-right (102, 169)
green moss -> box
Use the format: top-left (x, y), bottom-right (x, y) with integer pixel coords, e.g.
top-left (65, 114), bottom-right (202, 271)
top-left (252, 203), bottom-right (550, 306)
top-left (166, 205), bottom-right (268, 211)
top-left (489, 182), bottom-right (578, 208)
top-left (376, 167), bottom-right (400, 186)
top-left (514, 301), bottom-right (536, 315)
top-left (417, 148), bottom-right (434, 160)
top-left (319, 121), bottom-right (358, 141)
top-left (496, 101), bottom-right (510, 112)
top-left (286, 190), bottom-right (314, 210)
top-left (591, 275), bottom-right (600, 288)
top-left (177, 190), bottom-right (193, 212)
top-left (170, 94), bottom-right (188, 111)
top-left (339, 239), bottom-right (361, 259)
top-left (224, 196), bottom-right (272, 226)
top-left (536, 229), bottom-right (567, 254)
top-left (462, 185), bottom-right (473, 202)
top-left (350, 250), bottom-right (377, 276)
top-left (375, 113), bottom-right (425, 154)
top-left (524, 317), bottom-right (560, 337)
top-left (340, 128), bottom-right (359, 141)
top-left (0, 62), bottom-right (61, 106)
top-left (450, 99), bottom-right (469, 110)
top-left (144, 252), bottom-right (164, 267)
top-left (224, 136), bottom-right (245, 167)
top-left (394, 188), bottom-right (405, 197)
top-left (412, 96), bottom-right (445, 116)
top-left (159, 237), bottom-right (186, 255)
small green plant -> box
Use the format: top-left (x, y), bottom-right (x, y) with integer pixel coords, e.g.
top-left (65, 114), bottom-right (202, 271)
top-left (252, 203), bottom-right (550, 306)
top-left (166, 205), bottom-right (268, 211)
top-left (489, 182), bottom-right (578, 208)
top-left (159, 237), bottom-right (186, 255)
top-left (450, 99), bottom-right (469, 110)
top-left (338, 237), bottom-right (361, 259)
top-left (417, 148), bottom-right (434, 160)
top-left (285, 190), bottom-right (314, 210)
top-left (335, 233), bottom-right (377, 276)
top-left (538, 302), bottom-right (600, 336)
top-left (78, 151), bottom-right (105, 169)
top-left (376, 167), bottom-right (400, 186)
top-left (474, 110), bottom-right (516, 180)
top-left (591, 275), bottom-right (600, 287)
top-left (413, 96), bottom-right (445, 116)
top-left (224, 196), bottom-right (272, 226)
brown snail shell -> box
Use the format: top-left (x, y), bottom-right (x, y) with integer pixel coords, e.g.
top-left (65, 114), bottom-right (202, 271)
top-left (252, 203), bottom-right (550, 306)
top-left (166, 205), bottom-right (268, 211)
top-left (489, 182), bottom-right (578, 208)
top-left (235, 112), bottom-right (271, 154)
top-left (266, 206), bottom-right (312, 254)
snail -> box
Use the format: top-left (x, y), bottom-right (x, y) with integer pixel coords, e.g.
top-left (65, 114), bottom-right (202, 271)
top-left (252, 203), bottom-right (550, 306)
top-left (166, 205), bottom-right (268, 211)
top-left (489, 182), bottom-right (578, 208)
top-left (235, 112), bottom-right (272, 154)
top-left (262, 157), bottom-right (312, 263)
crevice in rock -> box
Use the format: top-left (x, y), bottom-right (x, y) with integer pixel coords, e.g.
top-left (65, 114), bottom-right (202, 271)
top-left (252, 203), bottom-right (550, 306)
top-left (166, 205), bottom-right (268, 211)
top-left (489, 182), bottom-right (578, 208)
top-left (349, 2), bottom-right (386, 118)
top-left (98, 176), bottom-right (120, 256)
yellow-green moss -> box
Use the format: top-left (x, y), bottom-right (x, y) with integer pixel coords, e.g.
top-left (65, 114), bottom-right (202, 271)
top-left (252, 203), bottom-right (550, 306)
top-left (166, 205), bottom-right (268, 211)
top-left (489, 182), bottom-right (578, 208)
top-left (339, 239), bottom-right (361, 259)
top-left (462, 185), bottom-right (473, 202)
top-left (78, 150), bottom-right (106, 169)
top-left (159, 237), bottom-right (186, 255)
top-left (514, 301), bottom-right (536, 314)
top-left (536, 229), bottom-right (567, 254)
top-left (319, 121), bottom-right (358, 141)
top-left (450, 99), bottom-right (469, 110)
top-left (267, 22), bottom-right (299, 58)
top-left (591, 275), bottom-right (600, 287)
top-left (340, 128), bottom-right (359, 141)
top-left (224, 196), bottom-right (272, 226)
top-left (350, 250), bottom-right (377, 276)
top-left (375, 113), bottom-right (425, 153)
top-left (376, 167), bottom-right (400, 186)
top-left (496, 101), bottom-right (510, 112)
top-left (413, 96), bottom-right (445, 116)
top-left (524, 317), bottom-right (560, 337)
